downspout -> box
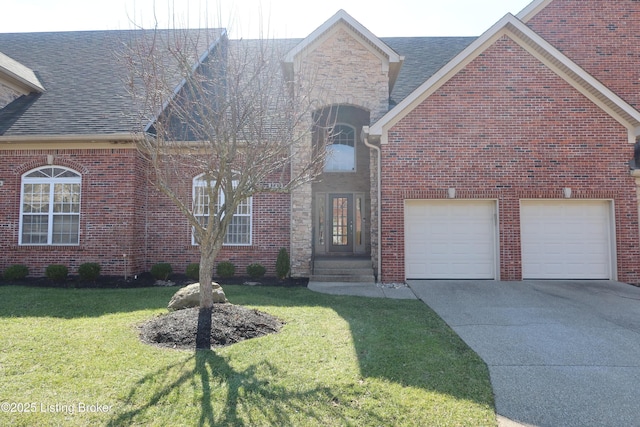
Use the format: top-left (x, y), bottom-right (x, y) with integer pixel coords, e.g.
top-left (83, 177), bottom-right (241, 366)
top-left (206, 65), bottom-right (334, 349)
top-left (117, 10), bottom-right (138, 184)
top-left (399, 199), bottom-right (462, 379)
top-left (362, 126), bottom-right (382, 283)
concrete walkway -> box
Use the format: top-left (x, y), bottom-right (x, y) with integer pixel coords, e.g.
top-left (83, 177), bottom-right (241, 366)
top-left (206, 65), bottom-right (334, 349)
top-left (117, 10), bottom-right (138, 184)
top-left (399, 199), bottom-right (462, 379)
top-left (309, 279), bottom-right (640, 427)
top-left (307, 281), bottom-right (417, 299)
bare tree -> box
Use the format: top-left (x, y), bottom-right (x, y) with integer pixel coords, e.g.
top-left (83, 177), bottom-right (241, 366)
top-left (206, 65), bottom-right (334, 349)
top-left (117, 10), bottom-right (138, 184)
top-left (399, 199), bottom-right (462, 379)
top-left (123, 27), bottom-right (328, 349)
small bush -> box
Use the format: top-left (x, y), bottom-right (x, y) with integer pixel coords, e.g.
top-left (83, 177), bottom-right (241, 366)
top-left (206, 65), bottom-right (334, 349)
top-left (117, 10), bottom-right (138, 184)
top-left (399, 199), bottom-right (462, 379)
top-left (46, 264), bottom-right (69, 283)
top-left (3, 264), bottom-right (29, 281)
top-left (186, 263), bottom-right (200, 281)
top-left (246, 263), bottom-right (266, 279)
top-left (151, 263), bottom-right (173, 280)
top-left (216, 261), bottom-right (235, 278)
top-left (78, 262), bottom-right (101, 282)
top-left (276, 247), bottom-right (290, 279)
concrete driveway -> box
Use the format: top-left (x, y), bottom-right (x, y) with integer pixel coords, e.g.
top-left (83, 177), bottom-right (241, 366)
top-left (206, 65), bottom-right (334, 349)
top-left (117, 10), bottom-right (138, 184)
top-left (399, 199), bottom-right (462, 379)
top-left (407, 280), bottom-right (640, 427)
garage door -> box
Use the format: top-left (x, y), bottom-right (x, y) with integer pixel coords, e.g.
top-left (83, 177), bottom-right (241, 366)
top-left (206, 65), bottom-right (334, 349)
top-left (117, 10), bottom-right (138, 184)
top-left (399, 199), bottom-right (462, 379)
top-left (405, 200), bottom-right (497, 279)
top-left (520, 200), bottom-right (612, 279)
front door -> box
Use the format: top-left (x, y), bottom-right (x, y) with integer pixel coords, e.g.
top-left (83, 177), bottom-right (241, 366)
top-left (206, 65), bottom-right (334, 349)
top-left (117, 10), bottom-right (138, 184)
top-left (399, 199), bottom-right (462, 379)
top-left (329, 194), bottom-right (353, 252)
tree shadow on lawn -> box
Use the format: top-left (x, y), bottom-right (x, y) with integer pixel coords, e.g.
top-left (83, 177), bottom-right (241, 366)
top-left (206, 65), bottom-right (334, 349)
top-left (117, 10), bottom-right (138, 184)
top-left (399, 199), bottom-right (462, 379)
top-left (108, 350), bottom-right (363, 427)
top-left (0, 285), bottom-right (178, 318)
top-left (109, 286), bottom-right (493, 425)
top-left (227, 286), bottom-right (495, 407)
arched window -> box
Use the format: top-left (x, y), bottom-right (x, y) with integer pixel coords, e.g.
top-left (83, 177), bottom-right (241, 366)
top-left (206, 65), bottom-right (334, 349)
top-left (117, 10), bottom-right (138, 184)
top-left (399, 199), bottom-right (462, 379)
top-left (192, 175), bottom-right (252, 246)
top-left (324, 124), bottom-right (356, 172)
top-left (20, 166), bottom-right (81, 245)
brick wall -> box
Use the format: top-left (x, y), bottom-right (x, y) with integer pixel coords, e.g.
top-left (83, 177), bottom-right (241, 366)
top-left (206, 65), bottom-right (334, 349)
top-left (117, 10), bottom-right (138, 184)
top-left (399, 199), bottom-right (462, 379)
top-left (527, 0), bottom-right (640, 109)
top-left (0, 147), bottom-right (291, 279)
top-left (0, 148), bottom-right (145, 277)
top-left (144, 181), bottom-right (291, 279)
top-left (380, 35), bottom-right (640, 283)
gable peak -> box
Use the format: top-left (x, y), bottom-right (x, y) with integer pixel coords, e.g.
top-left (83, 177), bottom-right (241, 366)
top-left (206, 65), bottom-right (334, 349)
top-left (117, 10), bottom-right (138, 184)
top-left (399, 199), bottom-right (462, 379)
top-left (283, 9), bottom-right (401, 65)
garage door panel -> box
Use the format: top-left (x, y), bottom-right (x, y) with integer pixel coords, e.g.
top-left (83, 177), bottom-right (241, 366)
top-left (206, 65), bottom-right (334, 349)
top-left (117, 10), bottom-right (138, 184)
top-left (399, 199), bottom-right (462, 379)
top-left (521, 200), bottom-right (611, 279)
top-left (405, 200), bottom-right (496, 279)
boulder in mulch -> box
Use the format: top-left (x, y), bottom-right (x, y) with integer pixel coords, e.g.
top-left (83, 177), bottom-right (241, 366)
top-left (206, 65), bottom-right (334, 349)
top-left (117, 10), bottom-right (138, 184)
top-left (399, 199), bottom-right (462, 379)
top-left (167, 282), bottom-right (227, 310)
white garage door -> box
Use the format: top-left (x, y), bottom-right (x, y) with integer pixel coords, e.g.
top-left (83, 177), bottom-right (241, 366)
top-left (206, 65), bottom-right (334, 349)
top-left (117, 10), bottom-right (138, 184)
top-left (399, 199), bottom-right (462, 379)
top-left (405, 200), bottom-right (497, 279)
top-left (520, 200), bottom-right (612, 279)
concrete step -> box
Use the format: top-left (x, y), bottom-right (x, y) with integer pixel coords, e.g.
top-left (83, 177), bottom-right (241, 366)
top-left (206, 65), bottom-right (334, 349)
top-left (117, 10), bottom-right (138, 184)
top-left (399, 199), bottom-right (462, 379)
top-left (314, 258), bottom-right (371, 269)
top-left (310, 274), bottom-right (376, 283)
top-left (313, 267), bottom-right (373, 276)
top-left (312, 257), bottom-right (374, 283)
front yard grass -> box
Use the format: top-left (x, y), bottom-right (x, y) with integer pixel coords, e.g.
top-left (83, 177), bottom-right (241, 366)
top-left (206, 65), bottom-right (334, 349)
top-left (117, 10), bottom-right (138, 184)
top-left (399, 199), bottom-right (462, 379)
top-left (0, 285), bottom-right (496, 426)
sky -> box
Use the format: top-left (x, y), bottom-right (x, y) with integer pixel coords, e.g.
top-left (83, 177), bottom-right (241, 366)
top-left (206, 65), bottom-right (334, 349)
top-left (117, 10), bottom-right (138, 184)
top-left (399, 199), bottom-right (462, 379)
top-left (2, 0), bottom-right (534, 38)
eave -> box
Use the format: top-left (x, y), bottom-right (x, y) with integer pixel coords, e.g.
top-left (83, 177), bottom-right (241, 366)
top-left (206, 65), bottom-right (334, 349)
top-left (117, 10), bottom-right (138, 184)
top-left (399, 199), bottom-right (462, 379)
top-left (0, 133), bottom-right (136, 149)
top-left (368, 13), bottom-right (640, 145)
top-left (0, 51), bottom-right (45, 94)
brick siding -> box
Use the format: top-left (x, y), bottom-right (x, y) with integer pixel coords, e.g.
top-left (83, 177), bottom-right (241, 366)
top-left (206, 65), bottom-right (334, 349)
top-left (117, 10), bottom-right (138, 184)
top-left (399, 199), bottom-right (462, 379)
top-left (0, 148), bottom-right (291, 278)
top-left (380, 35), bottom-right (640, 283)
top-left (527, 0), bottom-right (640, 109)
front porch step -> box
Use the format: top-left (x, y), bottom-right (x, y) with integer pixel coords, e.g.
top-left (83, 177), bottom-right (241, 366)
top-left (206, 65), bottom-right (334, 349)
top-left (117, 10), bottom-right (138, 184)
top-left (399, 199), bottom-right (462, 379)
top-left (311, 257), bottom-right (375, 283)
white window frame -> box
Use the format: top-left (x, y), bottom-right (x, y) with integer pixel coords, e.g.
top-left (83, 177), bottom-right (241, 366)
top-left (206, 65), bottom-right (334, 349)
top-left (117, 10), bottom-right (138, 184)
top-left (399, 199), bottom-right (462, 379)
top-left (19, 166), bottom-right (82, 246)
top-left (192, 175), bottom-right (253, 246)
top-left (324, 123), bottom-right (356, 172)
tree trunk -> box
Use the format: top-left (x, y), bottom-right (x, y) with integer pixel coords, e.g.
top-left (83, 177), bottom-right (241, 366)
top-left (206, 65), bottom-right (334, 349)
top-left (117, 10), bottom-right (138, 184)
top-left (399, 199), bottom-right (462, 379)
top-left (196, 248), bottom-right (216, 349)
top-left (196, 305), bottom-right (213, 350)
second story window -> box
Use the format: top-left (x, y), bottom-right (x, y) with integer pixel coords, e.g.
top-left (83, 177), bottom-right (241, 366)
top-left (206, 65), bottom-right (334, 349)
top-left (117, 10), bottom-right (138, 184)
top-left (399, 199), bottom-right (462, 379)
top-left (324, 124), bottom-right (356, 172)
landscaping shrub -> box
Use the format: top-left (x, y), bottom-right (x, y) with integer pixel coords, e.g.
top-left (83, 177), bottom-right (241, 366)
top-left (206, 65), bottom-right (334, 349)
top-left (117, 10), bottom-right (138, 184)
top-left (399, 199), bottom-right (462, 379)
top-left (3, 264), bottom-right (29, 281)
top-left (186, 263), bottom-right (200, 281)
top-left (246, 263), bottom-right (266, 279)
top-left (276, 247), bottom-right (290, 279)
top-left (45, 264), bottom-right (68, 284)
top-left (150, 263), bottom-right (173, 280)
top-left (216, 261), bottom-right (235, 278)
top-left (78, 262), bottom-right (101, 282)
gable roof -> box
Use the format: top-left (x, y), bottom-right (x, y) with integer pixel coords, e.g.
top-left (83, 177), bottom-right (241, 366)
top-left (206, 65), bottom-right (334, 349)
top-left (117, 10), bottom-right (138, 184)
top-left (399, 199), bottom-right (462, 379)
top-left (368, 13), bottom-right (640, 144)
top-left (0, 51), bottom-right (45, 94)
top-left (0, 29), bottom-right (224, 142)
top-left (283, 9), bottom-right (404, 93)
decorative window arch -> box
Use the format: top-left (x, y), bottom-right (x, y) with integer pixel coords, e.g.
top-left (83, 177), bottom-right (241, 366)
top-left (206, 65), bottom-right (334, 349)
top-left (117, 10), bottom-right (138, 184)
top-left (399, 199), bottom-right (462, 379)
top-left (20, 166), bottom-right (81, 245)
top-left (192, 174), bottom-right (252, 246)
top-left (325, 123), bottom-right (356, 172)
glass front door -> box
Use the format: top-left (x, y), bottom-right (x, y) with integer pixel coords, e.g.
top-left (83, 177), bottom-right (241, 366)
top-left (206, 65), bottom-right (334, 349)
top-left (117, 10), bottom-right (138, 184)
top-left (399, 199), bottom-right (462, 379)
top-left (329, 194), bottom-right (353, 252)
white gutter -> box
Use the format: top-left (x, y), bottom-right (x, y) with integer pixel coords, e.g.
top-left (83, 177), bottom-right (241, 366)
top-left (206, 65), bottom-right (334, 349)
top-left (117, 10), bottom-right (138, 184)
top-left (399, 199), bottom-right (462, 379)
top-left (362, 126), bottom-right (381, 282)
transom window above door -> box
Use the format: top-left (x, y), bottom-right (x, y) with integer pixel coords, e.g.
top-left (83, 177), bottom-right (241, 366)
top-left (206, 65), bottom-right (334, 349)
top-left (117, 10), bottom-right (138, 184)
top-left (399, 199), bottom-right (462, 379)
top-left (324, 124), bottom-right (356, 172)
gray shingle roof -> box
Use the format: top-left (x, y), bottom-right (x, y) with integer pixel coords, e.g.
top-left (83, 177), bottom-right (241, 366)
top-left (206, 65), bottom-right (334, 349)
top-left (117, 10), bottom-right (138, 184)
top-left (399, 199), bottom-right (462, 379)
top-left (0, 29), bottom-right (224, 138)
top-left (0, 31), bottom-right (472, 138)
top-left (383, 37), bottom-right (475, 105)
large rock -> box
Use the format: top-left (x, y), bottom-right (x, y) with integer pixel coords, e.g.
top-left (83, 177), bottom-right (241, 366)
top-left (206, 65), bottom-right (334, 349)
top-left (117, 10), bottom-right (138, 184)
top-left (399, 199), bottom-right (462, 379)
top-left (167, 282), bottom-right (227, 311)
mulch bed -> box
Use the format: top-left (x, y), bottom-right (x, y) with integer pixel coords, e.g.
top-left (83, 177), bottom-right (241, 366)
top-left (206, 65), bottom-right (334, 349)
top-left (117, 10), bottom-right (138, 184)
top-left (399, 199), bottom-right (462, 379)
top-left (1, 273), bottom-right (308, 288)
top-left (138, 304), bottom-right (285, 350)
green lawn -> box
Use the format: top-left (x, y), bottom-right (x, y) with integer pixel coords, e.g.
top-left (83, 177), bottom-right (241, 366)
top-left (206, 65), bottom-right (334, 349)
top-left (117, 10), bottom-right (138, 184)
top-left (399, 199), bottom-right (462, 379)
top-left (0, 285), bottom-right (496, 426)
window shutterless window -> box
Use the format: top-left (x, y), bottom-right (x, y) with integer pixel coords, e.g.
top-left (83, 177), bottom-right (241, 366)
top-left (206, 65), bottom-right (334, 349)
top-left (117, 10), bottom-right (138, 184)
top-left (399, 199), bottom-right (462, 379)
top-left (192, 175), bottom-right (252, 246)
top-left (20, 166), bottom-right (81, 245)
top-left (324, 124), bottom-right (356, 172)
